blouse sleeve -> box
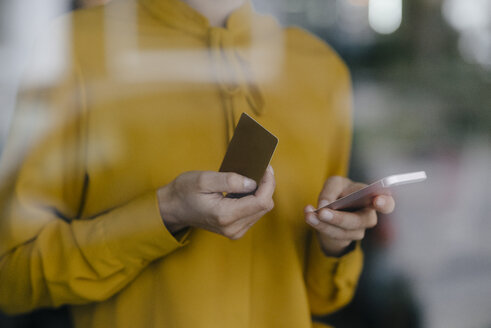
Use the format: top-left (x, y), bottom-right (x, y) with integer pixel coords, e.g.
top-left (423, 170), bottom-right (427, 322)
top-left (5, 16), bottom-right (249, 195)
top-left (304, 54), bottom-right (363, 315)
top-left (0, 23), bottom-right (189, 314)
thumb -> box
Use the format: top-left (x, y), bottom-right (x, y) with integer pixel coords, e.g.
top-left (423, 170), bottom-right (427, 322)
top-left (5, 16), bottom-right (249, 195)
top-left (196, 171), bottom-right (257, 194)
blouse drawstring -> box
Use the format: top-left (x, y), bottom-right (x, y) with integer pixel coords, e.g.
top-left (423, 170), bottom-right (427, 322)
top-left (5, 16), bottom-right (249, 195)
top-left (208, 27), bottom-right (264, 144)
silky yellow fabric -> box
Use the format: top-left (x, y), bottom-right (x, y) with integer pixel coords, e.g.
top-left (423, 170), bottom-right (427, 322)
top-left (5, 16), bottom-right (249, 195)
top-left (0, 0), bottom-right (362, 327)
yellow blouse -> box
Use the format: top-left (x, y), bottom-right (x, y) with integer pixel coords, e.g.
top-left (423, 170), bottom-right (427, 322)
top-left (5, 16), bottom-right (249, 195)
top-left (0, 0), bottom-right (362, 327)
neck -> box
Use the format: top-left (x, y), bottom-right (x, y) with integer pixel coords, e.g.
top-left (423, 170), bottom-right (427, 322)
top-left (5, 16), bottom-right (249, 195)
top-left (180, 0), bottom-right (246, 27)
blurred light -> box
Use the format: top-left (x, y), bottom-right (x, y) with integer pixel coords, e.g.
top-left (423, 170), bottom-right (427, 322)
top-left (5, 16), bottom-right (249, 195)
top-left (458, 30), bottom-right (491, 69)
top-left (442, 0), bottom-right (491, 70)
top-left (442, 0), bottom-right (490, 31)
top-left (368, 0), bottom-right (402, 34)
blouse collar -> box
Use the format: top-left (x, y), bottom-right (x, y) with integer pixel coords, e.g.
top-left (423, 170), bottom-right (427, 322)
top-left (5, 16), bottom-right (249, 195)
top-left (139, 0), bottom-right (254, 39)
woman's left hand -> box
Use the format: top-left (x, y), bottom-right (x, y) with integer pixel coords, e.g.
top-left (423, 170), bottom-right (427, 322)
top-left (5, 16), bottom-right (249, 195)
top-left (304, 176), bottom-right (395, 257)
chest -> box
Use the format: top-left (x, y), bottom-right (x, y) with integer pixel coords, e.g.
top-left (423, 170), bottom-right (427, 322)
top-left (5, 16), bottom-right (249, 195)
top-left (80, 47), bottom-right (334, 221)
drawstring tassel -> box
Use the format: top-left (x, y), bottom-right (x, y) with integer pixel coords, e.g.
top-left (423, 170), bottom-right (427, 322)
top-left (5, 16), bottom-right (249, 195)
top-left (236, 54), bottom-right (264, 116)
top-left (208, 27), bottom-right (265, 144)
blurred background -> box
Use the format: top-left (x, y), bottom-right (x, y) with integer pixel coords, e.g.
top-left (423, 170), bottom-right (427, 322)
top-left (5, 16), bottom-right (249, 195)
top-left (0, 0), bottom-right (490, 327)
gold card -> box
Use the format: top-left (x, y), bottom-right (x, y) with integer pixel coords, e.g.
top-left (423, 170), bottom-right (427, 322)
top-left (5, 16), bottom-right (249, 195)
top-left (219, 113), bottom-right (278, 185)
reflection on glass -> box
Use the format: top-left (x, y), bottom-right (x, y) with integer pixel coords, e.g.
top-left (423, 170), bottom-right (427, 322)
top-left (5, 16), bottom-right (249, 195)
top-left (0, 0), bottom-right (490, 327)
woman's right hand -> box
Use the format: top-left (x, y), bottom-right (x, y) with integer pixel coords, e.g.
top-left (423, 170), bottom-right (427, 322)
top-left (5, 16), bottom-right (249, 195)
top-left (156, 166), bottom-right (275, 240)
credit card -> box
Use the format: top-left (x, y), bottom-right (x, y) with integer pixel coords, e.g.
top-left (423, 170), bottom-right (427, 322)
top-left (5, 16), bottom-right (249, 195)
top-left (219, 113), bottom-right (278, 189)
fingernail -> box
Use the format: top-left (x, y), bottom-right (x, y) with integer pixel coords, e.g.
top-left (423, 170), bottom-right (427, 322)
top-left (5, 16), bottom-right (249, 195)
top-left (268, 165), bottom-right (274, 175)
top-left (243, 178), bottom-right (256, 190)
top-left (305, 205), bottom-right (315, 213)
top-left (318, 199), bottom-right (330, 208)
top-left (375, 197), bottom-right (386, 208)
top-left (307, 216), bottom-right (320, 225)
top-left (320, 210), bottom-right (333, 221)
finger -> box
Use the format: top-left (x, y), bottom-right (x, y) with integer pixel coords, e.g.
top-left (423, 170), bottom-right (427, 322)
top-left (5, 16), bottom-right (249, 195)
top-left (372, 195), bottom-right (395, 214)
top-left (225, 208), bottom-right (268, 240)
top-left (218, 166), bottom-right (275, 219)
top-left (304, 204), bottom-right (316, 214)
top-left (304, 206), bottom-right (321, 226)
top-left (316, 207), bottom-right (378, 230)
top-left (195, 171), bottom-right (257, 194)
top-left (218, 192), bottom-right (273, 222)
top-left (305, 211), bottom-right (366, 241)
top-left (255, 165), bottom-right (275, 200)
top-left (317, 176), bottom-right (352, 208)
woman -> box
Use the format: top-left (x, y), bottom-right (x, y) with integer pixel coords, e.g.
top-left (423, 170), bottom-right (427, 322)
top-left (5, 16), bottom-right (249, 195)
top-left (0, 0), bottom-right (394, 327)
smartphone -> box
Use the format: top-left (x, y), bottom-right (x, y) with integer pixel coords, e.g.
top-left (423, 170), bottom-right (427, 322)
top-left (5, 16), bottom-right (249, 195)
top-left (316, 171), bottom-right (427, 212)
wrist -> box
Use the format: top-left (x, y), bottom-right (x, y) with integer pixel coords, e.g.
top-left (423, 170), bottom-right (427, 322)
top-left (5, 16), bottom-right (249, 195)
top-left (156, 185), bottom-right (186, 234)
top-left (317, 232), bottom-right (353, 257)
